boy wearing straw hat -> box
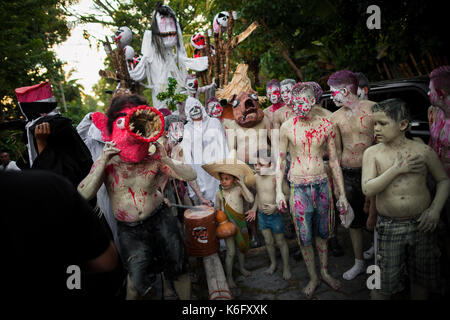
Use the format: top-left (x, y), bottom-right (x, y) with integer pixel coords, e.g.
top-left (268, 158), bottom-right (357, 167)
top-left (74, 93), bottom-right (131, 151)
top-left (202, 154), bottom-right (255, 288)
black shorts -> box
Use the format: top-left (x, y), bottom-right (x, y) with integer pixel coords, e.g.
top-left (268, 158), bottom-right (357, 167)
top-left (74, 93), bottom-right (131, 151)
top-left (342, 166), bottom-right (366, 229)
top-left (117, 203), bottom-right (188, 296)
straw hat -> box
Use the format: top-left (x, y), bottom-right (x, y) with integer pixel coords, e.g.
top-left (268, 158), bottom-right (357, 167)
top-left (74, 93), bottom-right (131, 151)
top-left (202, 150), bottom-right (255, 188)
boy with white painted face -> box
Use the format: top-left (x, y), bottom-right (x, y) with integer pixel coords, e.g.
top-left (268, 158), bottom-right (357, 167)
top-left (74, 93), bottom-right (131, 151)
top-left (273, 79), bottom-right (296, 130)
top-left (264, 79), bottom-right (284, 126)
top-left (328, 70), bottom-right (376, 281)
top-left (362, 98), bottom-right (449, 299)
top-left (276, 83), bottom-right (349, 298)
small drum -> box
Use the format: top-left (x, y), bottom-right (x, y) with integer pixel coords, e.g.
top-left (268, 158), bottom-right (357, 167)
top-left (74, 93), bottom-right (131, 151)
top-left (184, 206), bottom-right (219, 257)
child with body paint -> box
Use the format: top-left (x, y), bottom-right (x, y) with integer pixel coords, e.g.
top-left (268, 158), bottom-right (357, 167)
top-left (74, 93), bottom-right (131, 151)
top-left (246, 148), bottom-right (292, 280)
top-left (362, 98), bottom-right (449, 299)
top-left (202, 155), bottom-right (255, 288)
top-left (276, 83), bottom-right (349, 298)
top-left (328, 70), bottom-right (376, 281)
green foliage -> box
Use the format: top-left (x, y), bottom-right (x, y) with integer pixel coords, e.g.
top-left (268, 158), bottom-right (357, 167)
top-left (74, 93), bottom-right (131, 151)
top-left (156, 77), bottom-right (187, 111)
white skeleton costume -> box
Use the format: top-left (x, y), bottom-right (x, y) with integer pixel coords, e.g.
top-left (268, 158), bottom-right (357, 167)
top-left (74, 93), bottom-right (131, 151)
top-left (128, 4), bottom-right (208, 109)
top-left (181, 97), bottom-right (228, 204)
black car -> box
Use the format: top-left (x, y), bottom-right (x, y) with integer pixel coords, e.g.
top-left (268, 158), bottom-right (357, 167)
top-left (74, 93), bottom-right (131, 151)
top-left (320, 76), bottom-right (431, 143)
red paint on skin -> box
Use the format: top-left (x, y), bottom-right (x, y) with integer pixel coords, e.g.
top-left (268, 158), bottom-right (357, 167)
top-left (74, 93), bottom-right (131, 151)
top-left (128, 187), bottom-right (138, 209)
top-left (360, 114), bottom-right (370, 129)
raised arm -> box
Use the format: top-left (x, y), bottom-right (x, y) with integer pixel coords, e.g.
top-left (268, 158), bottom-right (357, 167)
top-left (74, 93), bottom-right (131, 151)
top-left (158, 143), bottom-right (197, 181)
top-left (236, 178), bottom-right (254, 204)
top-left (78, 141), bottom-right (120, 200)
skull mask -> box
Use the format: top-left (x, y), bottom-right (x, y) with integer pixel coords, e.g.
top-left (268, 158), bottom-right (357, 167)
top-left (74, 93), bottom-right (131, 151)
top-left (266, 84), bottom-right (281, 105)
top-left (114, 26), bottom-right (132, 48)
top-left (123, 45), bottom-right (135, 61)
top-left (185, 76), bottom-right (199, 95)
top-left (213, 11), bottom-right (230, 33)
top-left (231, 91), bottom-right (264, 128)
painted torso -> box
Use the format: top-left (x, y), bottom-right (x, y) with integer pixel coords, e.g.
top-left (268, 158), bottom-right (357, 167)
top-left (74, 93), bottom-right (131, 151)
top-left (369, 140), bottom-right (432, 218)
top-left (104, 154), bottom-right (168, 222)
top-left (281, 114), bottom-right (335, 183)
top-left (255, 174), bottom-right (277, 208)
top-left (331, 100), bottom-right (375, 168)
top-left (218, 184), bottom-right (245, 214)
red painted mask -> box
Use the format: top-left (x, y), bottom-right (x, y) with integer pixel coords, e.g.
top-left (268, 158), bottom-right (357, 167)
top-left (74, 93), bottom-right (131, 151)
top-left (92, 105), bottom-right (165, 163)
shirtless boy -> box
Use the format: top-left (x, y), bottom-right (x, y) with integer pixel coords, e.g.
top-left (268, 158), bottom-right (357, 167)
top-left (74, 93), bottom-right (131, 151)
top-left (78, 94), bottom-right (197, 300)
top-left (246, 148), bottom-right (291, 280)
top-left (328, 70), bottom-right (375, 280)
top-left (276, 83), bottom-right (349, 298)
top-left (362, 98), bottom-right (449, 299)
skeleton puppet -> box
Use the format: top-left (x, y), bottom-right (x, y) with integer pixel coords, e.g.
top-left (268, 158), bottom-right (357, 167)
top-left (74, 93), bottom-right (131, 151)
top-left (128, 3), bottom-right (208, 109)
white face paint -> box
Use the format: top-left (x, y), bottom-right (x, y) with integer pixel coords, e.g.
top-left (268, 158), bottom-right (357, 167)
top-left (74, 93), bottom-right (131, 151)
top-left (156, 13), bottom-right (177, 48)
top-left (280, 84), bottom-right (294, 104)
top-left (357, 87), bottom-right (367, 100)
top-left (292, 92), bottom-right (315, 118)
top-left (330, 86), bottom-right (348, 107)
top-left (206, 101), bottom-right (223, 118)
top-left (189, 105), bottom-right (203, 120)
top-left (168, 122), bottom-right (184, 144)
top-left (267, 85), bottom-right (281, 104)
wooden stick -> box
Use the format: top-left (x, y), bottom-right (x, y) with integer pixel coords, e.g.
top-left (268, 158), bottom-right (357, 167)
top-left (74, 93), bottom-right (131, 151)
top-left (203, 253), bottom-right (232, 300)
top-left (205, 32), bottom-right (213, 84)
top-left (214, 32), bottom-right (221, 88)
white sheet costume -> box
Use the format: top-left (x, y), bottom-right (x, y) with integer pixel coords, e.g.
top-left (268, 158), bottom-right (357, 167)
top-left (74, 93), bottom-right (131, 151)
top-left (181, 97), bottom-right (228, 204)
top-left (128, 5), bottom-right (208, 109)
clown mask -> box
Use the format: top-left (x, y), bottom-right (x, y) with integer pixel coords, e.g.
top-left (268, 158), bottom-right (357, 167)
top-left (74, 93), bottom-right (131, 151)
top-left (206, 101), bottom-right (223, 118)
top-left (292, 93), bottom-right (315, 118)
top-left (168, 121), bottom-right (184, 144)
top-left (191, 33), bottom-right (206, 49)
top-left (156, 12), bottom-right (177, 48)
top-left (92, 106), bottom-right (164, 163)
top-left (267, 85), bottom-right (281, 105)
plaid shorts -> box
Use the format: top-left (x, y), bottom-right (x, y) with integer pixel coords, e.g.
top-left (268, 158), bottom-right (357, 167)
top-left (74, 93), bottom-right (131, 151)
top-left (376, 215), bottom-right (441, 295)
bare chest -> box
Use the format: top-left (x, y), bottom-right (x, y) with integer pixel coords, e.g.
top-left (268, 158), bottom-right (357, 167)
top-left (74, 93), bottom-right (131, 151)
top-left (105, 158), bottom-right (160, 191)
